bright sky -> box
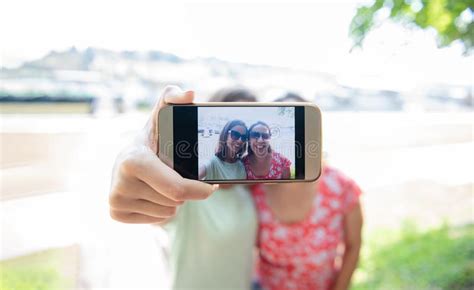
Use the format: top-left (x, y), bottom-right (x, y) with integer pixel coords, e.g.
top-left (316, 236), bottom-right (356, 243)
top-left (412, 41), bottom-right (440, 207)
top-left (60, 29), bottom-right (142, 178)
top-left (1, 0), bottom-right (472, 87)
top-left (198, 106), bottom-right (294, 129)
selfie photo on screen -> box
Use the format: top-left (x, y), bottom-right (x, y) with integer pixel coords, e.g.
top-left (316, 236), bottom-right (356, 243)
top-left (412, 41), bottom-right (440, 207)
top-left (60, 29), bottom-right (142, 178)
top-left (197, 106), bottom-right (296, 181)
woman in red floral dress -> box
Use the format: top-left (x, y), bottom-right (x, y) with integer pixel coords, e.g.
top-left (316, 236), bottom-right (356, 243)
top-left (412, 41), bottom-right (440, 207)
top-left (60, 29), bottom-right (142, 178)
top-left (251, 93), bottom-right (363, 290)
top-left (243, 121), bottom-right (291, 180)
top-left (252, 166), bottom-right (363, 290)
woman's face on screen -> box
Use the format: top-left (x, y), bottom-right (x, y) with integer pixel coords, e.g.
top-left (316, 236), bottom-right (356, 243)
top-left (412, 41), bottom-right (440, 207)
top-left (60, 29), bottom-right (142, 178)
top-left (250, 124), bottom-right (271, 157)
top-left (226, 125), bottom-right (247, 157)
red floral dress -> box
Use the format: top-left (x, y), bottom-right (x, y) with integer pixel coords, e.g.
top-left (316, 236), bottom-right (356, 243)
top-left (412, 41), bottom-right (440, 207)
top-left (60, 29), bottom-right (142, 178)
top-left (252, 166), bottom-right (362, 290)
top-left (243, 152), bottom-right (291, 179)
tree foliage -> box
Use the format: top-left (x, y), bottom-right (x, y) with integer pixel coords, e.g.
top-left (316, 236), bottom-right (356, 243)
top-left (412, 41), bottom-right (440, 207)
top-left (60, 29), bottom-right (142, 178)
top-left (350, 0), bottom-right (474, 54)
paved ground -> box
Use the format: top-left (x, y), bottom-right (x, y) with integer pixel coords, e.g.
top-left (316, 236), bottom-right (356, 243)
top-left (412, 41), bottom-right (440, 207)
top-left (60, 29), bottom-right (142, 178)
top-left (1, 112), bottom-right (472, 288)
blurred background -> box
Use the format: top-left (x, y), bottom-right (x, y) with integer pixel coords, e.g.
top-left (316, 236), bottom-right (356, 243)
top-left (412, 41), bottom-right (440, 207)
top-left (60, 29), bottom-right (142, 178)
top-left (1, 0), bottom-right (472, 289)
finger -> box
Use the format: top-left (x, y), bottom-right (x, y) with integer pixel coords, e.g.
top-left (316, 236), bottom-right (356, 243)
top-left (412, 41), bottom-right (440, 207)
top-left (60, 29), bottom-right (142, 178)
top-left (117, 174), bottom-right (184, 207)
top-left (163, 88), bottom-right (194, 104)
top-left (110, 196), bottom-right (176, 218)
top-left (109, 193), bottom-right (176, 218)
top-left (141, 85), bottom-right (194, 152)
top-left (111, 211), bottom-right (166, 224)
top-left (180, 178), bottom-right (220, 200)
top-left (153, 85), bottom-right (194, 125)
top-left (137, 184), bottom-right (184, 207)
top-left (154, 85), bottom-right (194, 115)
top-left (130, 199), bottom-right (177, 218)
top-left (133, 152), bottom-right (217, 201)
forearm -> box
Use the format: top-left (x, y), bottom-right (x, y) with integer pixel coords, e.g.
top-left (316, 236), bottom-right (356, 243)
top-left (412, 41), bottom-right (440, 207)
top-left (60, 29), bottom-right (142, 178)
top-left (332, 246), bottom-right (360, 290)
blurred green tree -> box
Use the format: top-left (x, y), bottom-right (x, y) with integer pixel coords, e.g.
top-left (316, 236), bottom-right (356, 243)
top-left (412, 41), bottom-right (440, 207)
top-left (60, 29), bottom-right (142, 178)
top-left (350, 0), bottom-right (473, 54)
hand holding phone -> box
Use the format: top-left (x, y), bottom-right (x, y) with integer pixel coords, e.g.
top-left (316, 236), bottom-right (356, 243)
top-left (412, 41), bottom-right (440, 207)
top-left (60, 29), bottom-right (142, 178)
top-left (108, 86), bottom-right (217, 224)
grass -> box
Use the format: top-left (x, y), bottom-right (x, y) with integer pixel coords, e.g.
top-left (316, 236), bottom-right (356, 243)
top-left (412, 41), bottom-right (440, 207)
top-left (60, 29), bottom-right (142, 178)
top-left (353, 222), bottom-right (474, 290)
top-left (0, 103), bottom-right (91, 114)
top-left (0, 246), bottom-right (78, 290)
top-left (0, 223), bottom-right (471, 289)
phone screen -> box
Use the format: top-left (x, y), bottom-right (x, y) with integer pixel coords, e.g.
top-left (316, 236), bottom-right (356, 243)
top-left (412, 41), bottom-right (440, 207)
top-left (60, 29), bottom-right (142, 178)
top-left (173, 105), bottom-right (305, 181)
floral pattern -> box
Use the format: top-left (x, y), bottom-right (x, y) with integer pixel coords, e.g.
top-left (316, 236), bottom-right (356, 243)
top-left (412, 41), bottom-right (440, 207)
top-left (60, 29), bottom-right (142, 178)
top-left (252, 166), bottom-right (362, 290)
top-left (243, 152), bottom-right (291, 179)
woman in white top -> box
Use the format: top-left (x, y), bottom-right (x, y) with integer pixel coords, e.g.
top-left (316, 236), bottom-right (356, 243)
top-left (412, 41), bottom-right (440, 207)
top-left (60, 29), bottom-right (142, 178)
top-left (109, 86), bottom-right (259, 289)
top-left (199, 119), bottom-right (249, 181)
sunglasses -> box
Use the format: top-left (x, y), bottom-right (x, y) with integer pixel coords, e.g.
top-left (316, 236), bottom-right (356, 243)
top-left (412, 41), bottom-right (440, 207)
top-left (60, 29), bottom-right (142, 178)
top-left (249, 131), bottom-right (271, 140)
top-left (228, 130), bottom-right (248, 141)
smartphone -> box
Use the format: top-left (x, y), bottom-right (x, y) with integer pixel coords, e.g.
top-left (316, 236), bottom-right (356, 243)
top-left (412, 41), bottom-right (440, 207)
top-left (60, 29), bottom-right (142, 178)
top-left (158, 103), bottom-right (322, 184)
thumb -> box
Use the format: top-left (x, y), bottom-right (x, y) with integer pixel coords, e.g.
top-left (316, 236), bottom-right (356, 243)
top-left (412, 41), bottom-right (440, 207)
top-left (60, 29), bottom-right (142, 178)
top-left (138, 85), bottom-right (195, 153)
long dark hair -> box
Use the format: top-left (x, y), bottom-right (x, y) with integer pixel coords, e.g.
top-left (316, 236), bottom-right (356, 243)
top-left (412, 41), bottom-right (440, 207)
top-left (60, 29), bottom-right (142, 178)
top-left (274, 92), bottom-right (308, 102)
top-left (209, 87), bottom-right (257, 102)
top-left (215, 120), bottom-right (248, 161)
top-left (247, 121), bottom-right (272, 156)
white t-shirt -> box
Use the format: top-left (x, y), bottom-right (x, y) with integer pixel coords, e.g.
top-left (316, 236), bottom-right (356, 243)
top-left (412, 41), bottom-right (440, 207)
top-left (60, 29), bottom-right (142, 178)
top-left (204, 155), bottom-right (247, 181)
top-left (163, 185), bottom-right (257, 289)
